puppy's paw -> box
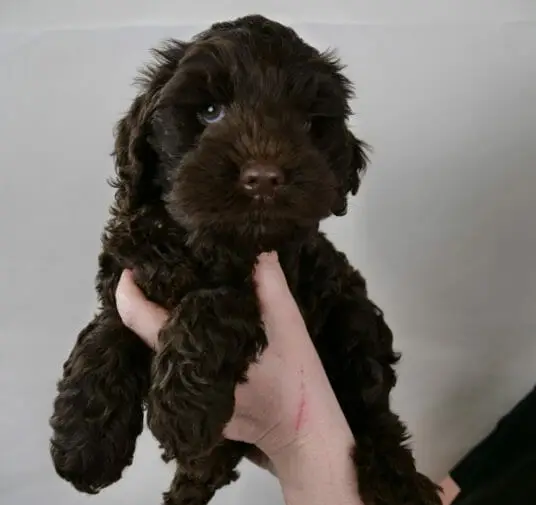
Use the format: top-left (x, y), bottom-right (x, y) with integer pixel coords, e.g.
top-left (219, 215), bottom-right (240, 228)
top-left (411, 473), bottom-right (443, 505)
top-left (50, 379), bottom-right (144, 493)
top-left (163, 441), bottom-right (246, 505)
top-left (357, 465), bottom-right (442, 505)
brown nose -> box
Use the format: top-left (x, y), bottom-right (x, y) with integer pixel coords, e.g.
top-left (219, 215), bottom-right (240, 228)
top-left (240, 164), bottom-right (284, 197)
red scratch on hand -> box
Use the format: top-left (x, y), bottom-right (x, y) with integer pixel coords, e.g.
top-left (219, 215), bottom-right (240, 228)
top-left (294, 368), bottom-right (307, 432)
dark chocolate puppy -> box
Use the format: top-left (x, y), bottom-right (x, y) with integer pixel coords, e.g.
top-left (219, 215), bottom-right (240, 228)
top-left (49, 14), bottom-right (441, 505)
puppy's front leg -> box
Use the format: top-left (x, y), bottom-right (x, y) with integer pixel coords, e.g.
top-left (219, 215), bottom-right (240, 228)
top-left (147, 287), bottom-right (266, 464)
top-left (320, 274), bottom-right (442, 505)
top-left (49, 309), bottom-right (152, 493)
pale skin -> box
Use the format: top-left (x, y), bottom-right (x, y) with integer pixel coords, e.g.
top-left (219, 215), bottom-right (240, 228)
top-left (115, 252), bottom-right (459, 505)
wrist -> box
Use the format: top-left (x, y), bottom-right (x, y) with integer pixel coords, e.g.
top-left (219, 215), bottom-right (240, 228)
top-left (268, 399), bottom-right (362, 505)
top-left (253, 344), bottom-right (363, 504)
top-left (272, 428), bottom-right (361, 505)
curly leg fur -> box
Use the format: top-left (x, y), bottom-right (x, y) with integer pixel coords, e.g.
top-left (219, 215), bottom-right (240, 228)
top-left (49, 309), bottom-right (152, 493)
top-left (352, 410), bottom-right (442, 505)
top-left (163, 441), bottom-right (247, 505)
top-left (147, 287), bottom-right (266, 465)
top-left (318, 278), bottom-right (442, 505)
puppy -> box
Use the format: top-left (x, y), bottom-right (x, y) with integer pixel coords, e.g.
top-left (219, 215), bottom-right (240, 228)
top-left (49, 14), bottom-right (441, 505)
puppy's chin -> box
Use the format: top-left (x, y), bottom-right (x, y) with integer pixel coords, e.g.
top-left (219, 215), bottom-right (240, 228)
top-left (166, 199), bottom-right (328, 251)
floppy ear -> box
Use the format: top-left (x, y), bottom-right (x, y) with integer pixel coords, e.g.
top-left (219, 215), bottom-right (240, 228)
top-left (111, 94), bottom-right (157, 212)
top-left (110, 40), bottom-right (189, 213)
top-left (332, 130), bottom-right (370, 216)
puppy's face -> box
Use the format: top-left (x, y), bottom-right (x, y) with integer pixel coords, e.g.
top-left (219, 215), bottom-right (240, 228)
top-left (114, 15), bottom-right (368, 246)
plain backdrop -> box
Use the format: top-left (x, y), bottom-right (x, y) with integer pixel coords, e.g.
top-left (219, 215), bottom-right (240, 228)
top-left (1, 1), bottom-right (535, 504)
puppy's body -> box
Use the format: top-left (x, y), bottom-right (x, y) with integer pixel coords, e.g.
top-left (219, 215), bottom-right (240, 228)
top-left (49, 15), bottom-right (441, 505)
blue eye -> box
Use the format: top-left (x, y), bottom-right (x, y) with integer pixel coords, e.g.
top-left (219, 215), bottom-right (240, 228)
top-left (197, 104), bottom-right (226, 125)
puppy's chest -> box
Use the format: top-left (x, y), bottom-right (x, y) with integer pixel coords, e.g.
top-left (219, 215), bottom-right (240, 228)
top-left (104, 218), bottom-right (333, 334)
top-left (133, 266), bottom-right (328, 344)
top-left (121, 253), bottom-right (257, 313)
top-left (115, 254), bottom-right (328, 339)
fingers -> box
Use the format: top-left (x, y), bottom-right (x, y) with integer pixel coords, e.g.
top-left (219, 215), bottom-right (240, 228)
top-left (115, 270), bottom-right (169, 350)
top-left (438, 476), bottom-right (461, 505)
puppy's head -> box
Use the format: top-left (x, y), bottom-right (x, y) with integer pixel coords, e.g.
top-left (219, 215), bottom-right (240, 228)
top-left (113, 15), bottom-right (368, 246)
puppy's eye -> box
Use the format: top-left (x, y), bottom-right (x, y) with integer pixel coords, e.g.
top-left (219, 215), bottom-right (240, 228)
top-left (197, 104), bottom-right (226, 125)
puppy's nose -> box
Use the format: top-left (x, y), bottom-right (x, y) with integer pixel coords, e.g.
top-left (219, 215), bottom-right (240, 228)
top-left (240, 164), bottom-right (284, 197)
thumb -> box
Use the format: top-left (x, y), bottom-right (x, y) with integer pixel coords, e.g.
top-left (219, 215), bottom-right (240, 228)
top-left (254, 252), bottom-right (293, 305)
top-left (115, 270), bottom-right (169, 349)
top-left (254, 252), bottom-right (309, 343)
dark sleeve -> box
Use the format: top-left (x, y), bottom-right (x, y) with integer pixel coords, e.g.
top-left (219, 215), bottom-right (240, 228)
top-left (450, 384), bottom-right (536, 498)
top-left (455, 452), bottom-right (536, 505)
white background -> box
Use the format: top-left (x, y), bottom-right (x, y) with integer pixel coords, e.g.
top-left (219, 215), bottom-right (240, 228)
top-left (1, 1), bottom-right (535, 504)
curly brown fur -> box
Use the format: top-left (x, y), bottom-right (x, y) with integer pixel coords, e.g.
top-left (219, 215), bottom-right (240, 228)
top-left (49, 14), bottom-right (442, 505)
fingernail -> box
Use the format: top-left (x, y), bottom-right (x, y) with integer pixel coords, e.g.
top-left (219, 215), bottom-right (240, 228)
top-left (259, 251), bottom-right (278, 263)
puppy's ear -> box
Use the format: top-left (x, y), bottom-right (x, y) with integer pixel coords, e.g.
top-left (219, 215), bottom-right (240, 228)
top-left (111, 39), bottom-right (188, 212)
top-left (112, 94), bottom-right (158, 211)
top-left (332, 130), bottom-right (370, 216)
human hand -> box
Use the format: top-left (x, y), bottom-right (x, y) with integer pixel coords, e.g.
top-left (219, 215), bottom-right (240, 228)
top-left (115, 252), bottom-right (352, 472)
